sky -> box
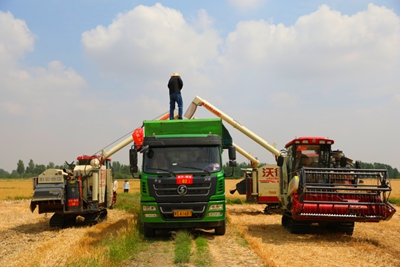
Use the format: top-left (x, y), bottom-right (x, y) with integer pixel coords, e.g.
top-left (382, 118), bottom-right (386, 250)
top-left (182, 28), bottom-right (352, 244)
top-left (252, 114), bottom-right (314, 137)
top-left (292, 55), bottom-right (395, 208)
top-left (1, 0), bottom-right (400, 173)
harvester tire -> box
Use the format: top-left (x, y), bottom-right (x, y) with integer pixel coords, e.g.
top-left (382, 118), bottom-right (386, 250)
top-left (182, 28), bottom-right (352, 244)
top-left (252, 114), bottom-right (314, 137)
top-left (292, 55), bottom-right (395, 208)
top-left (63, 215), bottom-right (78, 228)
top-left (282, 213), bottom-right (310, 234)
top-left (83, 212), bottom-right (101, 226)
top-left (327, 221), bottom-right (354, 235)
top-left (49, 213), bottom-right (65, 227)
top-left (99, 209), bottom-right (108, 221)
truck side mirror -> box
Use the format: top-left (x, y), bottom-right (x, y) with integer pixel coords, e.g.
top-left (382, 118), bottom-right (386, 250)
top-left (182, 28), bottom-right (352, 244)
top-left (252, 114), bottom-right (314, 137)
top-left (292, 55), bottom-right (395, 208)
top-left (129, 145), bottom-right (138, 174)
top-left (228, 146), bottom-right (237, 167)
top-left (228, 146), bottom-right (236, 160)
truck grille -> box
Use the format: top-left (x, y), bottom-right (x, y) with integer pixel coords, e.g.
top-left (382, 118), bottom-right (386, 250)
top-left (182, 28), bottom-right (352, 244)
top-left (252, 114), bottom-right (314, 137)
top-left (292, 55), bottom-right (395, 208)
top-left (148, 176), bottom-right (217, 202)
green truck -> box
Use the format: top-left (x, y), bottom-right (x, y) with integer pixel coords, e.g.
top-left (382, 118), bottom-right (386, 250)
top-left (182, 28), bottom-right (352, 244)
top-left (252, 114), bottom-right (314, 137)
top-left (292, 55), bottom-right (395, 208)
top-left (129, 118), bottom-right (236, 237)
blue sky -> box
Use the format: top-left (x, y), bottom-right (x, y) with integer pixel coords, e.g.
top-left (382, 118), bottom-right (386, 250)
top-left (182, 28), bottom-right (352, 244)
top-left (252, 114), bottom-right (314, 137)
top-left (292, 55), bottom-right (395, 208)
top-left (1, 0), bottom-right (399, 173)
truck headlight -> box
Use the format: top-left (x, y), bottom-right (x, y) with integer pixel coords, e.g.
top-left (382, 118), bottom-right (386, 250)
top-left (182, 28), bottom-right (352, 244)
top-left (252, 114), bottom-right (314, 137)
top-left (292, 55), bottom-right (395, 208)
top-left (209, 204), bottom-right (223, 210)
top-left (142, 205), bottom-right (157, 211)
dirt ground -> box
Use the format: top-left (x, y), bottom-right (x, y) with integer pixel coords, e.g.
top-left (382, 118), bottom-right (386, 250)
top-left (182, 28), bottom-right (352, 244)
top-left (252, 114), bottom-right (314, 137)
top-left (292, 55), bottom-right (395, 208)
top-left (0, 180), bottom-right (399, 267)
top-left (0, 199), bottom-right (134, 267)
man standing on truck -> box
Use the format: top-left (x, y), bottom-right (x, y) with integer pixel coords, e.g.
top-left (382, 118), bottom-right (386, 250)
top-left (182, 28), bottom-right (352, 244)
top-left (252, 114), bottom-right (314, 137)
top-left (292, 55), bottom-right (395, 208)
top-left (168, 72), bottom-right (183, 120)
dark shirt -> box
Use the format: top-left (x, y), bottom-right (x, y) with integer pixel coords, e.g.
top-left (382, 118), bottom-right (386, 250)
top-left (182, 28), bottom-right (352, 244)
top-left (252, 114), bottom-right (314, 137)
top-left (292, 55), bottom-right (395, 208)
top-left (168, 76), bottom-right (183, 94)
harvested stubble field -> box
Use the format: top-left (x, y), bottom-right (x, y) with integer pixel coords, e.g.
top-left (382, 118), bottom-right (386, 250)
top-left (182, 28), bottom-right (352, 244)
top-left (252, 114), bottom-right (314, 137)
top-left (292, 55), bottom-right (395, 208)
top-left (0, 179), bottom-right (399, 267)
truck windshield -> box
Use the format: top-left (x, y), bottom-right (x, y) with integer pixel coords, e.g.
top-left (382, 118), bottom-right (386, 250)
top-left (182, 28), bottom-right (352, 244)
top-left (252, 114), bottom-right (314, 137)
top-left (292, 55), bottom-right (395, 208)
top-left (144, 146), bottom-right (221, 174)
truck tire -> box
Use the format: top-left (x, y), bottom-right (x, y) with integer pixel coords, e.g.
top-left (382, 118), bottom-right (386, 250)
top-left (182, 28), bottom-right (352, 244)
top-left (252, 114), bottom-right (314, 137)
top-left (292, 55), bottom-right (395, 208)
top-left (215, 220), bottom-right (226, 235)
top-left (143, 224), bottom-right (156, 238)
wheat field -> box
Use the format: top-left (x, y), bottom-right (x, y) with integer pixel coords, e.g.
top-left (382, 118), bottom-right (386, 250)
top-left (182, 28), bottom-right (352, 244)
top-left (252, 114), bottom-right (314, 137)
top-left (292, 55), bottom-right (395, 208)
top-left (1, 178), bottom-right (400, 199)
top-left (1, 178), bottom-right (399, 267)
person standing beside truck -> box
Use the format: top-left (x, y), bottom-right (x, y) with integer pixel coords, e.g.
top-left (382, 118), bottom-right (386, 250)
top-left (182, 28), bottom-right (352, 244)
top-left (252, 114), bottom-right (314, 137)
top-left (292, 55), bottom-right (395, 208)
top-left (123, 179), bottom-right (130, 193)
top-left (168, 72), bottom-right (183, 120)
top-left (112, 179), bottom-right (118, 206)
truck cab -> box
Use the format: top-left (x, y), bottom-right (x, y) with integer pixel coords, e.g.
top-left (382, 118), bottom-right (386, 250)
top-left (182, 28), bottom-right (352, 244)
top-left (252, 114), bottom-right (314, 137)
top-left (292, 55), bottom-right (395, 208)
top-left (131, 118), bottom-right (236, 237)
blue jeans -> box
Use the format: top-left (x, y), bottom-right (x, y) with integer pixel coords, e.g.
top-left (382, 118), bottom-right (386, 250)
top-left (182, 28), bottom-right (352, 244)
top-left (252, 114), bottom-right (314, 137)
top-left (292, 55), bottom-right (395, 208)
top-left (169, 93), bottom-right (183, 119)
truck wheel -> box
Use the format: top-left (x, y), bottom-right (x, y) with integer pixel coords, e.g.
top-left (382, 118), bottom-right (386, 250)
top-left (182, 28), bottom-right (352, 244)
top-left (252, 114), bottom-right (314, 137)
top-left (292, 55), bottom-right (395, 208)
top-left (215, 220), bottom-right (226, 235)
top-left (143, 224), bottom-right (156, 238)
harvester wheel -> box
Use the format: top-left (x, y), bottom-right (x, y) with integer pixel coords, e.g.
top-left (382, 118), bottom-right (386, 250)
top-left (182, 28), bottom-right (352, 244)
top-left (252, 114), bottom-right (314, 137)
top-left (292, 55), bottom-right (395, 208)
top-left (99, 209), bottom-right (108, 221)
top-left (63, 215), bottom-right (78, 228)
top-left (282, 213), bottom-right (310, 234)
top-left (327, 221), bottom-right (354, 235)
top-left (215, 220), bottom-right (226, 235)
top-left (83, 212), bottom-right (101, 226)
top-left (264, 204), bottom-right (281, 214)
top-left (49, 213), bottom-right (65, 227)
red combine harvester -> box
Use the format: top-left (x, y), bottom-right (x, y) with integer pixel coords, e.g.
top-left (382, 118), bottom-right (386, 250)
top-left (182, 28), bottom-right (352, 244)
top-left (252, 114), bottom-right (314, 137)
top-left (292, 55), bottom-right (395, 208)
top-left (185, 95), bottom-right (396, 235)
top-left (279, 136), bottom-right (396, 234)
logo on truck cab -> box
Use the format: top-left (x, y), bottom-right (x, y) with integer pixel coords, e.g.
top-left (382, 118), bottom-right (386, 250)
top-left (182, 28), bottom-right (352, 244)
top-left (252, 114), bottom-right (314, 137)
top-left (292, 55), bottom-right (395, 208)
top-left (177, 185), bottom-right (188, 195)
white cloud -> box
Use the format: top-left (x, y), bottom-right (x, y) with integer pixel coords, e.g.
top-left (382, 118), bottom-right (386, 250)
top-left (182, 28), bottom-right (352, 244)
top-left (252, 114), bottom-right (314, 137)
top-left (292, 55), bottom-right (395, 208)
top-left (81, 3), bottom-right (221, 80)
top-left (0, 11), bottom-right (35, 65)
top-left (0, 11), bottom-right (88, 122)
top-left (194, 9), bottom-right (215, 30)
top-left (216, 4), bottom-right (400, 99)
top-left (0, 11), bottom-right (94, 172)
top-left (228, 0), bottom-right (268, 10)
top-left (1, 60), bottom-right (87, 121)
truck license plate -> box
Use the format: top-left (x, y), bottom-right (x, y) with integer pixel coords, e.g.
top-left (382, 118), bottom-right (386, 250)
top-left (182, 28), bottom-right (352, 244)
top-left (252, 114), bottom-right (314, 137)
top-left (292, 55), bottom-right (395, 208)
top-left (173, 210), bottom-right (192, 217)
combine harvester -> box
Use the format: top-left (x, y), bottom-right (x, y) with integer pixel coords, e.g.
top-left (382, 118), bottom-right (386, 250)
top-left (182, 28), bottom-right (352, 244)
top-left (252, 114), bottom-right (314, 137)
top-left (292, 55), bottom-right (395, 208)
top-left (30, 112), bottom-right (171, 227)
top-left (184, 95), bottom-right (396, 235)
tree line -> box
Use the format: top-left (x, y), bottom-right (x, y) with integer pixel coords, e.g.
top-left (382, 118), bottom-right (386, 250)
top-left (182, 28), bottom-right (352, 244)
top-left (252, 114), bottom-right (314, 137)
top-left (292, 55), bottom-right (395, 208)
top-left (0, 159), bottom-right (133, 179)
top-left (359, 162), bottom-right (400, 178)
top-left (0, 159), bottom-right (399, 179)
